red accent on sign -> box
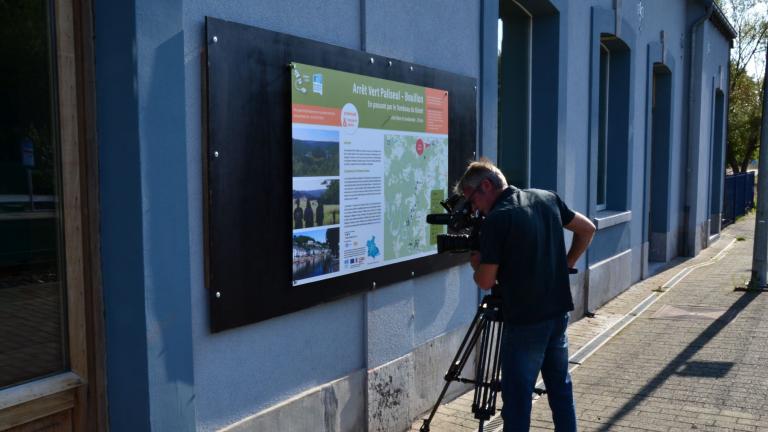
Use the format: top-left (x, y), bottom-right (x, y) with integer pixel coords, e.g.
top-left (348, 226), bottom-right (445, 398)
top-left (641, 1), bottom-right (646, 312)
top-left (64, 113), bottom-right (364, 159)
top-left (416, 139), bottom-right (424, 156)
top-left (291, 104), bottom-right (341, 126)
top-left (425, 88), bottom-right (449, 134)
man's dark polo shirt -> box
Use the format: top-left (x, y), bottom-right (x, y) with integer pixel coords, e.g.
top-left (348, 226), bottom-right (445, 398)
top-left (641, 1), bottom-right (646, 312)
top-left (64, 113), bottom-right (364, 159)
top-left (479, 186), bottom-right (575, 325)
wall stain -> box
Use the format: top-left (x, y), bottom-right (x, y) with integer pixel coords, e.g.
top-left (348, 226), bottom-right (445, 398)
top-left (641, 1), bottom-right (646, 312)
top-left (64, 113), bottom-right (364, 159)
top-left (370, 374), bottom-right (404, 431)
top-left (322, 387), bottom-right (339, 432)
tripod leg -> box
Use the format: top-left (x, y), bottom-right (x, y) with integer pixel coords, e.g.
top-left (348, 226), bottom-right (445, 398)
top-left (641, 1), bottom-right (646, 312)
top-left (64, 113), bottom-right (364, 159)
top-left (488, 319), bottom-right (504, 410)
top-left (473, 319), bottom-right (505, 432)
top-left (420, 306), bottom-right (486, 432)
top-left (473, 315), bottom-right (492, 413)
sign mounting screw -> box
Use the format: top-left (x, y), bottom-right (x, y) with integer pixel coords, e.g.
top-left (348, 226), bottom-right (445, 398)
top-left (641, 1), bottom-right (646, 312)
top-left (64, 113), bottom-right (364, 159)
top-left (212, 36), bottom-right (218, 43)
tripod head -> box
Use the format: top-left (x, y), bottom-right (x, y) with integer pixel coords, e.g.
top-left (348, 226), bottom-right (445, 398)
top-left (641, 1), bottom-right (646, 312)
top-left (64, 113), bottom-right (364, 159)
top-left (479, 287), bottom-right (503, 322)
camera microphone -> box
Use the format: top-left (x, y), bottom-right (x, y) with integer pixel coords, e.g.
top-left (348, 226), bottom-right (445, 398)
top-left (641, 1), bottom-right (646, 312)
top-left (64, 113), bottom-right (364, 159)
top-left (426, 214), bottom-right (453, 225)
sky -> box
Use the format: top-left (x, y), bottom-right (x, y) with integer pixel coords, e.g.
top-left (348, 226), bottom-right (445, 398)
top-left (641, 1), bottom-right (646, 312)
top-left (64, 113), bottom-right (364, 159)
top-left (292, 127), bottom-right (339, 142)
top-left (293, 177), bottom-right (333, 191)
top-left (294, 227), bottom-right (329, 243)
top-left (720, 1), bottom-right (768, 78)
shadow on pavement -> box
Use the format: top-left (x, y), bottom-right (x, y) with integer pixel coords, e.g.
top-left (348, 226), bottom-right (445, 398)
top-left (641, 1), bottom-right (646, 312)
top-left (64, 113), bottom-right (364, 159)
top-left (595, 291), bottom-right (761, 431)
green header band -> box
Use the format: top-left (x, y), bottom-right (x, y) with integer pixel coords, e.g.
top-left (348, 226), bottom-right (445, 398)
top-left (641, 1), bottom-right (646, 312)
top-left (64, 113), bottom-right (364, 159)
top-left (291, 62), bottom-right (443, 133)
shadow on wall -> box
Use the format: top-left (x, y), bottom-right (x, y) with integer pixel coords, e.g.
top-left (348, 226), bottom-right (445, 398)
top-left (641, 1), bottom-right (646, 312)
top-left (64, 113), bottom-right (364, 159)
top-left (145, 30), bottom-right (196, 428)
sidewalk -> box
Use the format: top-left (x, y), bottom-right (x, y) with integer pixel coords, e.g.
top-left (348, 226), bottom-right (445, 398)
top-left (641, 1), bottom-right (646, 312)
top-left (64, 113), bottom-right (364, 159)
top-left (411, 213), bottom-right (768, 431)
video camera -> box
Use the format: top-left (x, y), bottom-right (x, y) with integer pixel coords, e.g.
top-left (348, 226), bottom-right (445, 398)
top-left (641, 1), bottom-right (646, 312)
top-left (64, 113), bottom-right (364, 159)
top-left (426, 194), bottom-right (483, 254)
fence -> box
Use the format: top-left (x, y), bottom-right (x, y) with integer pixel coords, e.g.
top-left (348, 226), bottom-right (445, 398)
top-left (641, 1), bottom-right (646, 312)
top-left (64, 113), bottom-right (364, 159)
top-left (722, 171), bottom-right (755, 228)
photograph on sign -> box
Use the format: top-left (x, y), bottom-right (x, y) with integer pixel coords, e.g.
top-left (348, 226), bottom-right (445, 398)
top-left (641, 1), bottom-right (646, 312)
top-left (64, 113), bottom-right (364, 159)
top-left (292, 177), bottom-right (339, 229)
top-left (292, 128), bottom-right (339, 177)
top-left (291, 62), bottom-right (449, 286)
top-left (292, 227), bottom-right (340, 282)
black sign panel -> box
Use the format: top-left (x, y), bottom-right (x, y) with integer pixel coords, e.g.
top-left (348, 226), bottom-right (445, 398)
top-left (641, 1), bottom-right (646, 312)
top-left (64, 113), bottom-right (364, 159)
top-left (204, 17), bottom-right (477, 332)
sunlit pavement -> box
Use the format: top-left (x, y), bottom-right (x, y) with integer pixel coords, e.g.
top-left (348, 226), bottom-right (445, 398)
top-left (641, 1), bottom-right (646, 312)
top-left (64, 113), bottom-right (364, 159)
top-left (412, 213), bottom-right (768, 432)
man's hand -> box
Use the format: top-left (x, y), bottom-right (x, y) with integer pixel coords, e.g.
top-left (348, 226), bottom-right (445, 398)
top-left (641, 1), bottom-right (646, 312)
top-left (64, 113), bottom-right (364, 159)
top-left (470, 251), bottom-right (498, 290)
top-left (564, 212), bottom-right (596, 269)
top-left (470, 251), bottom-right (481, 271)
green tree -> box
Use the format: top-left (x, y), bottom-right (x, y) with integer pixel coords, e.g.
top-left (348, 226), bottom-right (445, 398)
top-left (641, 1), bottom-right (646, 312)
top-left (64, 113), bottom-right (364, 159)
top-left (320, 179), bottom-right (339, 204)
top-left (719, 0), bottom-right (768, 172)
top-left (727, 63), bottom-right (763, 172)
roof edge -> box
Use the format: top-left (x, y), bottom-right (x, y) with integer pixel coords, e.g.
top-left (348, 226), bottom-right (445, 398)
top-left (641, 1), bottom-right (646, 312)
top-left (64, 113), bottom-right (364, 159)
top-left (709, 1), bottom-right (737, 42)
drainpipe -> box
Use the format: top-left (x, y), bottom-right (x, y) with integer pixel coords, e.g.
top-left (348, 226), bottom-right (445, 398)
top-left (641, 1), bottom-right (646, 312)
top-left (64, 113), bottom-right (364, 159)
top-left (683, 0), bottom-right (714, 256)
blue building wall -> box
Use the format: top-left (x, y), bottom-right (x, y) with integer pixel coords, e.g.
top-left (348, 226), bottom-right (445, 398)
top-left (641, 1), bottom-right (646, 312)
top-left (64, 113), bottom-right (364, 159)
top-left (93, 0), bottom-right (732, 430)
top-left (95, 0), bottom-right (196, 430)
top-left (181, 1), bottom-right (480, 430)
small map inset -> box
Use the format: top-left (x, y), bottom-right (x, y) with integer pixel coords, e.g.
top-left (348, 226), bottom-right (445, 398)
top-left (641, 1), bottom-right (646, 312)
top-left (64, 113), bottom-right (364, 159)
top-left (366, 236), bottom-right (380, 259)
top-left (383, 135), bottom-right (448, 260)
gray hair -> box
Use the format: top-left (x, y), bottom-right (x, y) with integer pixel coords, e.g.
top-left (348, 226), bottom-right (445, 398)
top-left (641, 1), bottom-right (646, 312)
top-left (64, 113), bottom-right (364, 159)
top-left (453, 158), bottom-right (508, 195)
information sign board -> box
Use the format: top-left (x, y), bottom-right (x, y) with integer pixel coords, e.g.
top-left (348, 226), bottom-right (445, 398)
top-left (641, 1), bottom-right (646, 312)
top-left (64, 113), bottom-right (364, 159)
top-left (290, 63), bottom-right (449, 286)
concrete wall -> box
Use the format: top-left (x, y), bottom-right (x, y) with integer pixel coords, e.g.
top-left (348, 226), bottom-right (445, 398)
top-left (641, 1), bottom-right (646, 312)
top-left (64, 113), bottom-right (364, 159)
top-left (93, 0), bottom-right (731, 430)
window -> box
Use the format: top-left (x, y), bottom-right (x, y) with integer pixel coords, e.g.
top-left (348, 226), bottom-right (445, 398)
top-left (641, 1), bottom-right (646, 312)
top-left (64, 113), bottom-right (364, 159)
top-left (594, 34), bottom-right (630, 212)
top-left (0, 0), bottom-right (68, 389)
top-left (597, 43), bottom-right (609, 210)
top-left (498, 1), bottom-right (560, 191)
top-left (710, 89), bottom-right (725, 235)
top-left (497, 3), bottom-right (531, 188)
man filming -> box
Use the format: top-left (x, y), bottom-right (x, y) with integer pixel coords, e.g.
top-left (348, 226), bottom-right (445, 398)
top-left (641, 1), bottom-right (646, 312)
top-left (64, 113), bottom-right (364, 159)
top-left (457, 159), bottom-right (596, 432)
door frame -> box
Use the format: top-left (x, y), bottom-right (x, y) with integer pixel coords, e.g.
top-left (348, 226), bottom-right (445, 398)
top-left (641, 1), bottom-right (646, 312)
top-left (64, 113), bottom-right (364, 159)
top-left (0, 0), bottom-right (106, 429)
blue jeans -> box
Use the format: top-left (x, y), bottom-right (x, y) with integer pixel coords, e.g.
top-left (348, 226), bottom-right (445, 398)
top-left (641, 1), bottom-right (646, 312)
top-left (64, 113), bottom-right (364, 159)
top-left (500, 313), bottom-right (576, 432)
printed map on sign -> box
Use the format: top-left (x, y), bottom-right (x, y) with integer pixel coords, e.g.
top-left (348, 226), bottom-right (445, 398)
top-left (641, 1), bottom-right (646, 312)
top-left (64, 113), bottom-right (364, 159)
top-left (383, 135), bottom-right (448, 260)
top-left (291, 62), bottom-right (449, 286)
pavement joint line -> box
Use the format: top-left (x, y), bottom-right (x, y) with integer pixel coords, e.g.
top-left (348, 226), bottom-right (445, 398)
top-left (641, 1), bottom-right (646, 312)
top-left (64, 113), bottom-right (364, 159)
top-left (566, 292), bottom-right (659, 367)
top-left (480, 237), bottom-right (738, 432)
top-left (662, 238), bottom-right (737, 289)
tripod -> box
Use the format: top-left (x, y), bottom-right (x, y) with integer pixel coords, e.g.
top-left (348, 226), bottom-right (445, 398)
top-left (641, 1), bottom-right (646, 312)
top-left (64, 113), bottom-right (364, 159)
top-left (420, 268), bottom-right (577, 431)
top-left (420, 291), bottom-right (505, 432)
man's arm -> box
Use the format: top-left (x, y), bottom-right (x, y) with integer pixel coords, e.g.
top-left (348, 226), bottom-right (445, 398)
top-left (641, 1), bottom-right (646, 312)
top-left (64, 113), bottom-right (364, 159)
top-left (470, 252), bottom-right (498, 290)
top-left (564, 212), bottom-right (596, 269)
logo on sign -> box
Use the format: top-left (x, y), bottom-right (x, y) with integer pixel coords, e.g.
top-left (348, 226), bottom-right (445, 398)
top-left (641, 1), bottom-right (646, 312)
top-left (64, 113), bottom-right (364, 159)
top-left (313, 73), bottom-right (323, 95)
top-left (341, 103), bottom-right (359, 133)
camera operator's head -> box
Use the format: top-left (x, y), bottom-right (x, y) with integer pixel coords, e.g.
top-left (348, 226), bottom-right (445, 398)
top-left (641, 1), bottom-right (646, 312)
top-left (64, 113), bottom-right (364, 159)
top-left (455, 159), bottom-right (508, 215)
